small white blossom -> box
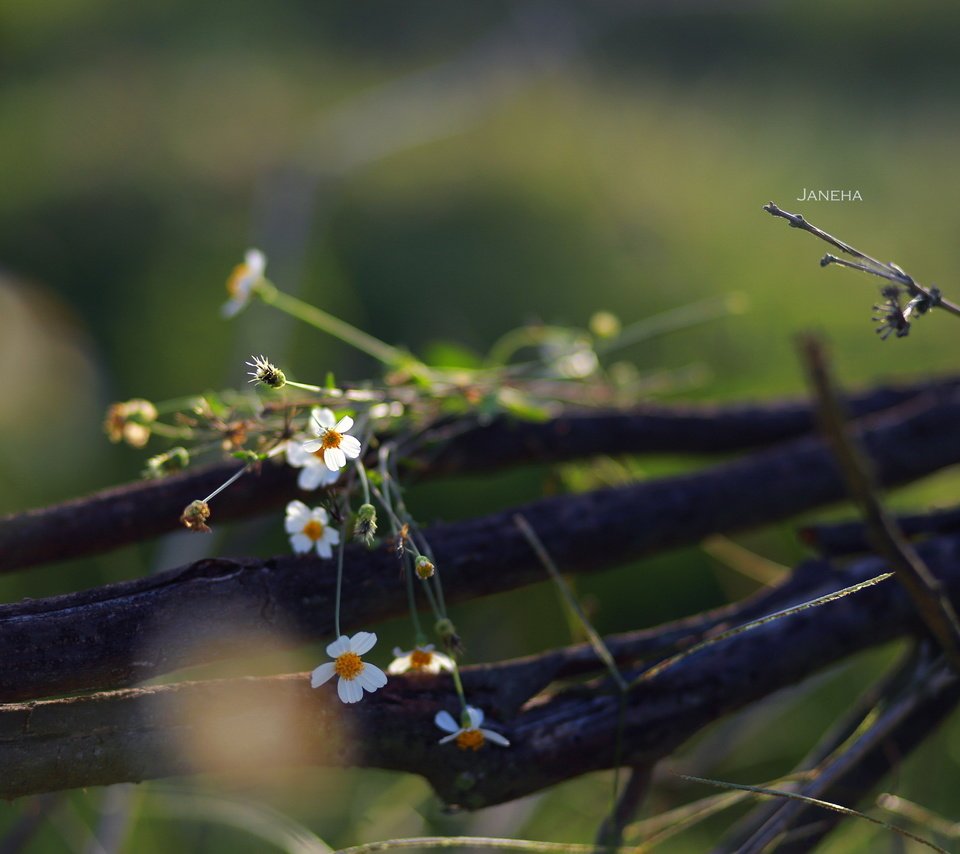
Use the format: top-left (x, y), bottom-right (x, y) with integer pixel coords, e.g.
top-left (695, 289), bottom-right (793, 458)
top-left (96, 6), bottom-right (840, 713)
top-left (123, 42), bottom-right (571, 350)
top-left (311, 631), bottom-right (388, 704)
top-left (302, 407), bottom-right (362, 472)
top-left (284, 500), bottom-right (340, 558)
top-left (435, 705), bottom-right (510, 751)
top-left (221, 249), bottom-right (266, 318)
top-left (387, 644), bottom-right (455, 675)
top-left (285, 438), bottom-right (341, 491)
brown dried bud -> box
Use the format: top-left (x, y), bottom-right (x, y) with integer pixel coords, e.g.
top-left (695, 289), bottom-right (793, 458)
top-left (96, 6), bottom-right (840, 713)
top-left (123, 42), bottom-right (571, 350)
top-left (180, 499), bottom-right (212, 533)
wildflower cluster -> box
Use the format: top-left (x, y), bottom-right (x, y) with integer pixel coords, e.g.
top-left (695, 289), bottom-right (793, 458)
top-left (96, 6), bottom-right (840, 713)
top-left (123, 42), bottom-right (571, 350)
top-left (101, 245), bottom-right (712, 754)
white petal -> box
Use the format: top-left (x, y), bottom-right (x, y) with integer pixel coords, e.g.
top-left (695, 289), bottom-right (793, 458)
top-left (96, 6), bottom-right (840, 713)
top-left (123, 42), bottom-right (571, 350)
top-left (298, 466), bottom-right (323, 491)
top-left (313, 408), bottom-right (336, 429)
top-left (438, 732), bottom-right (460, 745)
top-left (285, 499), bottom-right (309, 518)
top-left (357, 664), bottom-right (387, 691)
top-left (338, 677), bottom-right (363, 704)
top-left (326, 528), bottom-right (341, 546)
top-left (340, 435), bottom-right (362, 459)
top-left (315, 540), bottom-right (333, 559)
top-left (481, 728), bottom-right (510, 747)
top-left (313, 507), bottom-right (329, 524)
top-left (290, 534), bottom-right (313, 553)
top-left (466, 706), bottom-right (484, 728)
top-left (285, 441), bottom-right (309, 466)
top-left (350, 631), bottom-right (377, 655)
top-left (335, 415), bottom-right (354, 433)
top-left (221, 298), bottom-right (243, 318)
top-left (324, 447), bottom-right (345, 471)
top-left (245, 249), bottom-right (266, 275)
top-left (326, 636), bottom-right (351, 657)
top-left (429, 651), bottom-right (455, 672)
top-left (310, 662), bottom-right (336, 688)
top-left (434, 710), bottom-right (459, 734)
top-left (302, 439), bottom-right (323, 453)
top-left (387, 655), bottom-right (412, 675)
top-left (285, 511), bottom-right (308, 533)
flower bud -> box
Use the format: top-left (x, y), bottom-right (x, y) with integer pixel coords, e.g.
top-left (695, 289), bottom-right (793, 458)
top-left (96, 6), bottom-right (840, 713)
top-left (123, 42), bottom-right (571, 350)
top-left (353, 503), bottom-right (378, 546)
top-left (415, 555), bottom-right (435, 579)
top-left (180, 499), bottom-right (212, 533)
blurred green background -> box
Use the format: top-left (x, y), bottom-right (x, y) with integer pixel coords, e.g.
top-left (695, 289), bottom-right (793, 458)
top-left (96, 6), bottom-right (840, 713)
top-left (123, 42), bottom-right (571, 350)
top-left (3, 1), bottom-right (960, 850)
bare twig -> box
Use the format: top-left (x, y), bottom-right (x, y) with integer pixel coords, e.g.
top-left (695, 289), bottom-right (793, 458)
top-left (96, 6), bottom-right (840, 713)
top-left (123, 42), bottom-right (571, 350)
top-left (3, 378), bottom-right (959, 573)
top-left (799, 334), bottom-right (960, 670)
top-left (763, 201), bottom-right (960, 318)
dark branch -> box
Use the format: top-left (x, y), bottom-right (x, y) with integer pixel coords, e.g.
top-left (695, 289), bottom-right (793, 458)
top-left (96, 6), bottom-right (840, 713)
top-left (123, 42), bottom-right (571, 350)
top-left (800, 506), bottom-right (960, 557)
top-left (3, 536), bottom-right (960, 805)
top-left (2, 378), bottom-right (957, 573)
top-left (5, 388), bottom-right (960, 702)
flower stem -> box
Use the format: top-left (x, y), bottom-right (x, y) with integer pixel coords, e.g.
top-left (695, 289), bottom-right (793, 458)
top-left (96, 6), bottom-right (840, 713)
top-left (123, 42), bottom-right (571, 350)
top-left (201, 464), bottom-right (249, 505)
top-left (257, 282), bottom-right (409, 368)
top-left (334, 518), bottom-right (347, 638)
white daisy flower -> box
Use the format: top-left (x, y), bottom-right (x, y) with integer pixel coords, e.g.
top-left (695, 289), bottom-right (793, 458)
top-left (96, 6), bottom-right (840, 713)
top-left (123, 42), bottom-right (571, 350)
top-left (302, 407), bottom-right (362, 472)
top-left (311, 631), bottom-right (388, 704)
top-left (221, 248), bottom-right (266, 318)
top-left (435, 705), bottom-right (510, 751)
top-left (284, 500), bottom-right (340, 558)
top-left (284, 438), bottom-right (341, 491)
top-left (387, 644), bottom-right (455, 675)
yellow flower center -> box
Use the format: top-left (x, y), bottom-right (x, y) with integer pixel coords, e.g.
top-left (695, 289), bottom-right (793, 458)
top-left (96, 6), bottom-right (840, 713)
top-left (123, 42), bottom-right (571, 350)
top-left (226, 262), bottom-right (249, 296)
top-left (334, 651), bottom-right (364, 680)
top-left (456, 729), bottom-right (485, 751)
top-left (302, 519), bottom-right (325, 542)
top-left (321, 429), bottom-right (342, 450)
top-left (409, 649), bottom-right (433, 670)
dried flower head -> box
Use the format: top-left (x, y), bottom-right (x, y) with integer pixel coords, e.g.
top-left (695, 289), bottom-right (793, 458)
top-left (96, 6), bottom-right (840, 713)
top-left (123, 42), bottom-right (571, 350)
top-left (353, 503), bottom-right (378, 546)
top-left (180, 499), bottom-right (211, 533)
top-left (246, 355), bottom-right (286, 389)
top-left (104, 399), bottom-right (158, 448)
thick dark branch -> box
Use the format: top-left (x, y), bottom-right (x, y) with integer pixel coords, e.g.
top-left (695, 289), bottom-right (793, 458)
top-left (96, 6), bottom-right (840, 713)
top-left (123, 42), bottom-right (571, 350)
top-left (4, 389), bottom-right (960, 702)
top-left (2, 379), bottom-right (956, 573)
top-left (800, 506), bottom-right (960, 556)
top-left (3, 537), bottom-right (960, 805)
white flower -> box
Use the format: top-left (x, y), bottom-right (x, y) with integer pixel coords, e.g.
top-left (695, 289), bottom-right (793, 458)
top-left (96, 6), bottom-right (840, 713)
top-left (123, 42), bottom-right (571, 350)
top-left (302, 407), bottom-right (362, 472)
top-left (435, 705), bottom-right (510, 751)
top-left (387, 644), bottom-right (455, 675)
top-left (311, 631), bottom-right (388, 704)
top-left (284, 500), bottom-right (340, 558)
top-left (285, 438), bottom-right (341, 491)
top-left (221, 249), bottom-right (266, 318)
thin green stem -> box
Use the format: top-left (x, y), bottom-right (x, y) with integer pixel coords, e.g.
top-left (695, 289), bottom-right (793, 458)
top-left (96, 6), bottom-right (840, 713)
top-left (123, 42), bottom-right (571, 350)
top-left (258, 282), bottom-right (410, 367)
top-left (680, 775), bottom-right (947, 853)
top-left (514, 514), bottom-right (629, 693)
top-left (201, 465), bottom-right (250, 504)
top-left (334, 518), bottom-right (347, 639)
top-left (354, 459), bottom-right (372, 505)
top-left (449, 662), bottom-right (468, 715)
top-left (404, 554), bottom-right (425, 644)
top-left (632, 572), bottom-right (894, 687)
top-left (284, 379), bottom-right (324, 393)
